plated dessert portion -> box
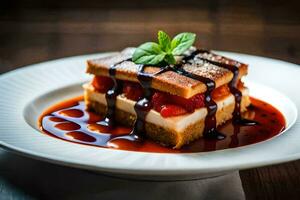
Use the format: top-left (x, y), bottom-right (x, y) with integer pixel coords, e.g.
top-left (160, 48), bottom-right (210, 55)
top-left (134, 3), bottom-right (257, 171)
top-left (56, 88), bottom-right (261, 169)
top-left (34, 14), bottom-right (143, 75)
top-left (84, 48), bottom-right (252, 148)
top-left (39, 31), bottom-right (286, 153)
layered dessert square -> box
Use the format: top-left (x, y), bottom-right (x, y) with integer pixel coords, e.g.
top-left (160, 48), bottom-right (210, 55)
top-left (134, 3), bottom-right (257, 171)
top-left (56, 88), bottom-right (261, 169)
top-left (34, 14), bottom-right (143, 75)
top-left (84, 48), bottom-right (251, 148)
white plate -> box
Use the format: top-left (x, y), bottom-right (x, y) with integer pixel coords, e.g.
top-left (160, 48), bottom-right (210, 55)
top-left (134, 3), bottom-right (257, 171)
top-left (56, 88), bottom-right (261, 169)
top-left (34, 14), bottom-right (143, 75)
top-left (0, 51), bottom-right (299, 181)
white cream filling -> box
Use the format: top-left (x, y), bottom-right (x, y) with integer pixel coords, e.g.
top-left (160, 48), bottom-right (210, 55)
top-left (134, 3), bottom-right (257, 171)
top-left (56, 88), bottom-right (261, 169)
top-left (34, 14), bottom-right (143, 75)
top-left (83, 84), bottom-right (248, 132)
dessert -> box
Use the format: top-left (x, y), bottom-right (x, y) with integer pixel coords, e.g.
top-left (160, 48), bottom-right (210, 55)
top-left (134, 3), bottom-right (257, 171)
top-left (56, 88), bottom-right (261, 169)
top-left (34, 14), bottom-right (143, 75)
top-left (39, 31), bottom-right (286, 153)
top-left (83, 31), bottom-right (256, 148)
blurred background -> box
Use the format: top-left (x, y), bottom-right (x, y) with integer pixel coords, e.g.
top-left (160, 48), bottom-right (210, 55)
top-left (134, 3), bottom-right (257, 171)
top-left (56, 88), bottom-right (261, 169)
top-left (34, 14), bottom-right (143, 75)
top-left (0, 0), bottom-right (300, 199)
top-left (0, 0), bottom-right (299, 74)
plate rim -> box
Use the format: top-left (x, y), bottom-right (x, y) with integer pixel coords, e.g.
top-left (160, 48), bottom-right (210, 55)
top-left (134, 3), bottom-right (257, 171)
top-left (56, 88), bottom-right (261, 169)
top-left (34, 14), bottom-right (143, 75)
top-left (0, 51), bottom-right (300, 177)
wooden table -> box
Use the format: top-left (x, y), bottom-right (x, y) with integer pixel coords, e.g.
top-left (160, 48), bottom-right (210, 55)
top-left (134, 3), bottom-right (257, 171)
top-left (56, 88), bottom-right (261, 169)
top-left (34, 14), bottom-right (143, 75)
top-left (1, 1), bottom-right (300, 199)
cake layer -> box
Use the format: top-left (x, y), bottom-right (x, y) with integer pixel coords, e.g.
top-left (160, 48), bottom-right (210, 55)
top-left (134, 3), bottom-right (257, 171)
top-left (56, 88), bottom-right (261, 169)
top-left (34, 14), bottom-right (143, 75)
top-left (87, 48), bottom-right (248, 98)
top-left (83, 84), bottom-right (251, 148)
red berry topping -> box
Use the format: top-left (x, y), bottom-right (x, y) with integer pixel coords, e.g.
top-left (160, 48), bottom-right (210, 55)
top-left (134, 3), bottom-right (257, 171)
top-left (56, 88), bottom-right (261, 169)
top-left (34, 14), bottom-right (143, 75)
top-left (211, 85), bottom-right (230, 100)
top-left (123, 82), bottom-right (144, 101)
top-left (92, 76), bottom-right (114, 93)
top-left (151, 92), bottom-right (169, 112)
top-left (170, 93), bottom-right (205, 112)
top-left (190, 93), bottom-right (205, 109)
top-left (170, 95), bottom-right (194, 112)
top-left (160, 104), bottom-right (188, 118)
top-left (151, 91), bottom-right (205, 117)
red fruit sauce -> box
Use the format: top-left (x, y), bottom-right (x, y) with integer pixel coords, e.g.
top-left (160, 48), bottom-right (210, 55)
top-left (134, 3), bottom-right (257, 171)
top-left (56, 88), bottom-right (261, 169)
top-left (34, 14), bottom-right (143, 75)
top-left (39, 96), bottom-right (285, 153)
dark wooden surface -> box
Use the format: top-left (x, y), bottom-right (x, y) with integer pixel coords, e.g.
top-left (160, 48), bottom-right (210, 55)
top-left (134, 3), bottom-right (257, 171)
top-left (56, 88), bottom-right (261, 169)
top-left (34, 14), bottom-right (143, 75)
top-left (0, 0), bottom-right (300, 199)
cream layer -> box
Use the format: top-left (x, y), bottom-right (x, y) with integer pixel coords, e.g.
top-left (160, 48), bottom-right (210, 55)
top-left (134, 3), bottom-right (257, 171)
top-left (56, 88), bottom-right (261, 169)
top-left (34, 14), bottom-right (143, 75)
top-left (83, 84), bottom-right (249, 132)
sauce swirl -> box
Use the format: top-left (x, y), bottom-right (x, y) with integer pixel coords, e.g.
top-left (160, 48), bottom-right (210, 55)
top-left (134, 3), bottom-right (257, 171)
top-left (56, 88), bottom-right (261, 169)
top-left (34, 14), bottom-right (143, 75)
top-left (39, 96), bottom-right (285, 153)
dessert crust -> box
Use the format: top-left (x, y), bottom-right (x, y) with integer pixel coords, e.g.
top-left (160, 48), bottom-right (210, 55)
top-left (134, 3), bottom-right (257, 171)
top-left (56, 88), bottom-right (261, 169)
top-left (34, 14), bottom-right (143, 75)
top-left (86, 48), bottom-right (248, 98)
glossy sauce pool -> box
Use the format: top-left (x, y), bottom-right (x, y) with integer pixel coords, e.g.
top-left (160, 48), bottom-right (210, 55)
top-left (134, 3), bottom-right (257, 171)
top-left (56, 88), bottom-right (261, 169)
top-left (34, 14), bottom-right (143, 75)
top-left (39, 96), bottom-right (285, 153)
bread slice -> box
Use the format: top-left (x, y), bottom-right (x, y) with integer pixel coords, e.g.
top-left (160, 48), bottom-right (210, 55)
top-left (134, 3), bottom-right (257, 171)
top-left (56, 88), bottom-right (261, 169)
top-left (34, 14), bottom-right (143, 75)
top-left (87, 48), bottom-right (248, 98)
top-left (83, 84), bottom-right (251, 148)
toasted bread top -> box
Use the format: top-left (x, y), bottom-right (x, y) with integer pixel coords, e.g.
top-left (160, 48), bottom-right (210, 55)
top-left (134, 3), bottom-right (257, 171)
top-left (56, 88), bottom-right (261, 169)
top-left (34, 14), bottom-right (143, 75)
top-left (86, 48), bottom-right (248, 98)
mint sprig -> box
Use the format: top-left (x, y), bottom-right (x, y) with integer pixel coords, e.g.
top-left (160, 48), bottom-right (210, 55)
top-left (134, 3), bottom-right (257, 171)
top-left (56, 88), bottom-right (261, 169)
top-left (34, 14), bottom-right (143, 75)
top-left (132, 31), bottom-right (196, 65)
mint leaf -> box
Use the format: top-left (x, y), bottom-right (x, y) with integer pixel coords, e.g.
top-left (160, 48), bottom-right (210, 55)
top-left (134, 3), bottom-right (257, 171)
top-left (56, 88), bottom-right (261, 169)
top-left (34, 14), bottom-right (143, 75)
top-left (164, 54), bottom-right (176, 65)
top-left (171, 32), bottom-right (196, 55)
top-left (132, 42), bottom-right (166, 65)
top-left (132, 31), bottom-right (196, 66)
top-left (158, 30), bottom-right (171, 52)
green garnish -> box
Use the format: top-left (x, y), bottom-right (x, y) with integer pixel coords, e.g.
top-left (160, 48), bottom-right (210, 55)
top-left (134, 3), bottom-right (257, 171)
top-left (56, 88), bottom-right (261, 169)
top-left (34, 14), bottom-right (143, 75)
top-left (132, 31), bottom-right (196, 65)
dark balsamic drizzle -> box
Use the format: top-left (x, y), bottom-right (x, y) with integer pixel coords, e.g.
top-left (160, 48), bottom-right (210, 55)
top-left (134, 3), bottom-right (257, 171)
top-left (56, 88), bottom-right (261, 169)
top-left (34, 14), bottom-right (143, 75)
top-left (169, 65), bottom-right (225, 139)
top-left (98, 58), bottom-right (130, 128)
top-left (110, 65), bottom-right (170, 142)
top-left (193, 49), bottom-right (258, 126)
top-left (129, 65), bottom-right (171, 140)
top-left (130, 64), bottom-right (153, 140)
